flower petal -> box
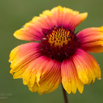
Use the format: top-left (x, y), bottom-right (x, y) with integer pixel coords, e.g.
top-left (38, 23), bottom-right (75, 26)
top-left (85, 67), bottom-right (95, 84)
top-left (61, 59), bottom-right (84, 94)
top-left (72, 49), bottom-right (101, 85)
top-left (22, 56), bottom-right (61, 94)
top-left (77, 26), bottom-right (103, 53)
top-left (51, 6), bottom-right (88, 30)
top-left (9, 42), bottom-right (40, 78)
top-left (14, 25), bottom-right (44, 41)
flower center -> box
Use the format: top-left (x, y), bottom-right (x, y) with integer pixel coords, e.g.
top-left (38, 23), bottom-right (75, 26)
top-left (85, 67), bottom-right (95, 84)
top-left (39, 26), bottom-right (80, 62)
top-left (46, 27), bottom-right (71, 47)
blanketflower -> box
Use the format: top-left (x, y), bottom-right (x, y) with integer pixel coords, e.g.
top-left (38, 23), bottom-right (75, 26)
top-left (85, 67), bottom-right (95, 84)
top-left (9, 6), bottom-right (102, 95)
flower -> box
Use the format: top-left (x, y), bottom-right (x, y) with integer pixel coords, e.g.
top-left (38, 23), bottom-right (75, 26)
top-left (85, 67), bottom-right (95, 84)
top-left (9, 6), bottom-right (102, 95)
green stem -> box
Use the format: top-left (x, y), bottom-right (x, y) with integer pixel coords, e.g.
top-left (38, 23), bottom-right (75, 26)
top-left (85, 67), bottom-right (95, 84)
top-left (61, 84), bottom-right (69, 103)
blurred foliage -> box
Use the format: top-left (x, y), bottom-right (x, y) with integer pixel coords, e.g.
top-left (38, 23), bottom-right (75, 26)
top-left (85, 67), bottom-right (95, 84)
top-left (0, 0), bottom-right (103, 103)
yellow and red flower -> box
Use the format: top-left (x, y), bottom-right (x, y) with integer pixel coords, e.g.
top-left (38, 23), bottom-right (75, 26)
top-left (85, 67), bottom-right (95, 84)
top-left (9, 6), bottom-right (102, 94)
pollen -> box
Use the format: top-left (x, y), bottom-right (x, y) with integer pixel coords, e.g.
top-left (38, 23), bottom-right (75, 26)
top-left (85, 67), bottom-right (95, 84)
top-left (46, 27), bottom-right (71, 47)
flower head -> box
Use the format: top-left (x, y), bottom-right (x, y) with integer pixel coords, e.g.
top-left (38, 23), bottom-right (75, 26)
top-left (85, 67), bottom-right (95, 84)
top-left (9, 6), bottom-right (102, 94)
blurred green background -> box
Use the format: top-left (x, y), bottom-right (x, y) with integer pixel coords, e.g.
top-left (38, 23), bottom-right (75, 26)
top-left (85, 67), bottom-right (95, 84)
top-left (0, 0), bottom-right (103, 103)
